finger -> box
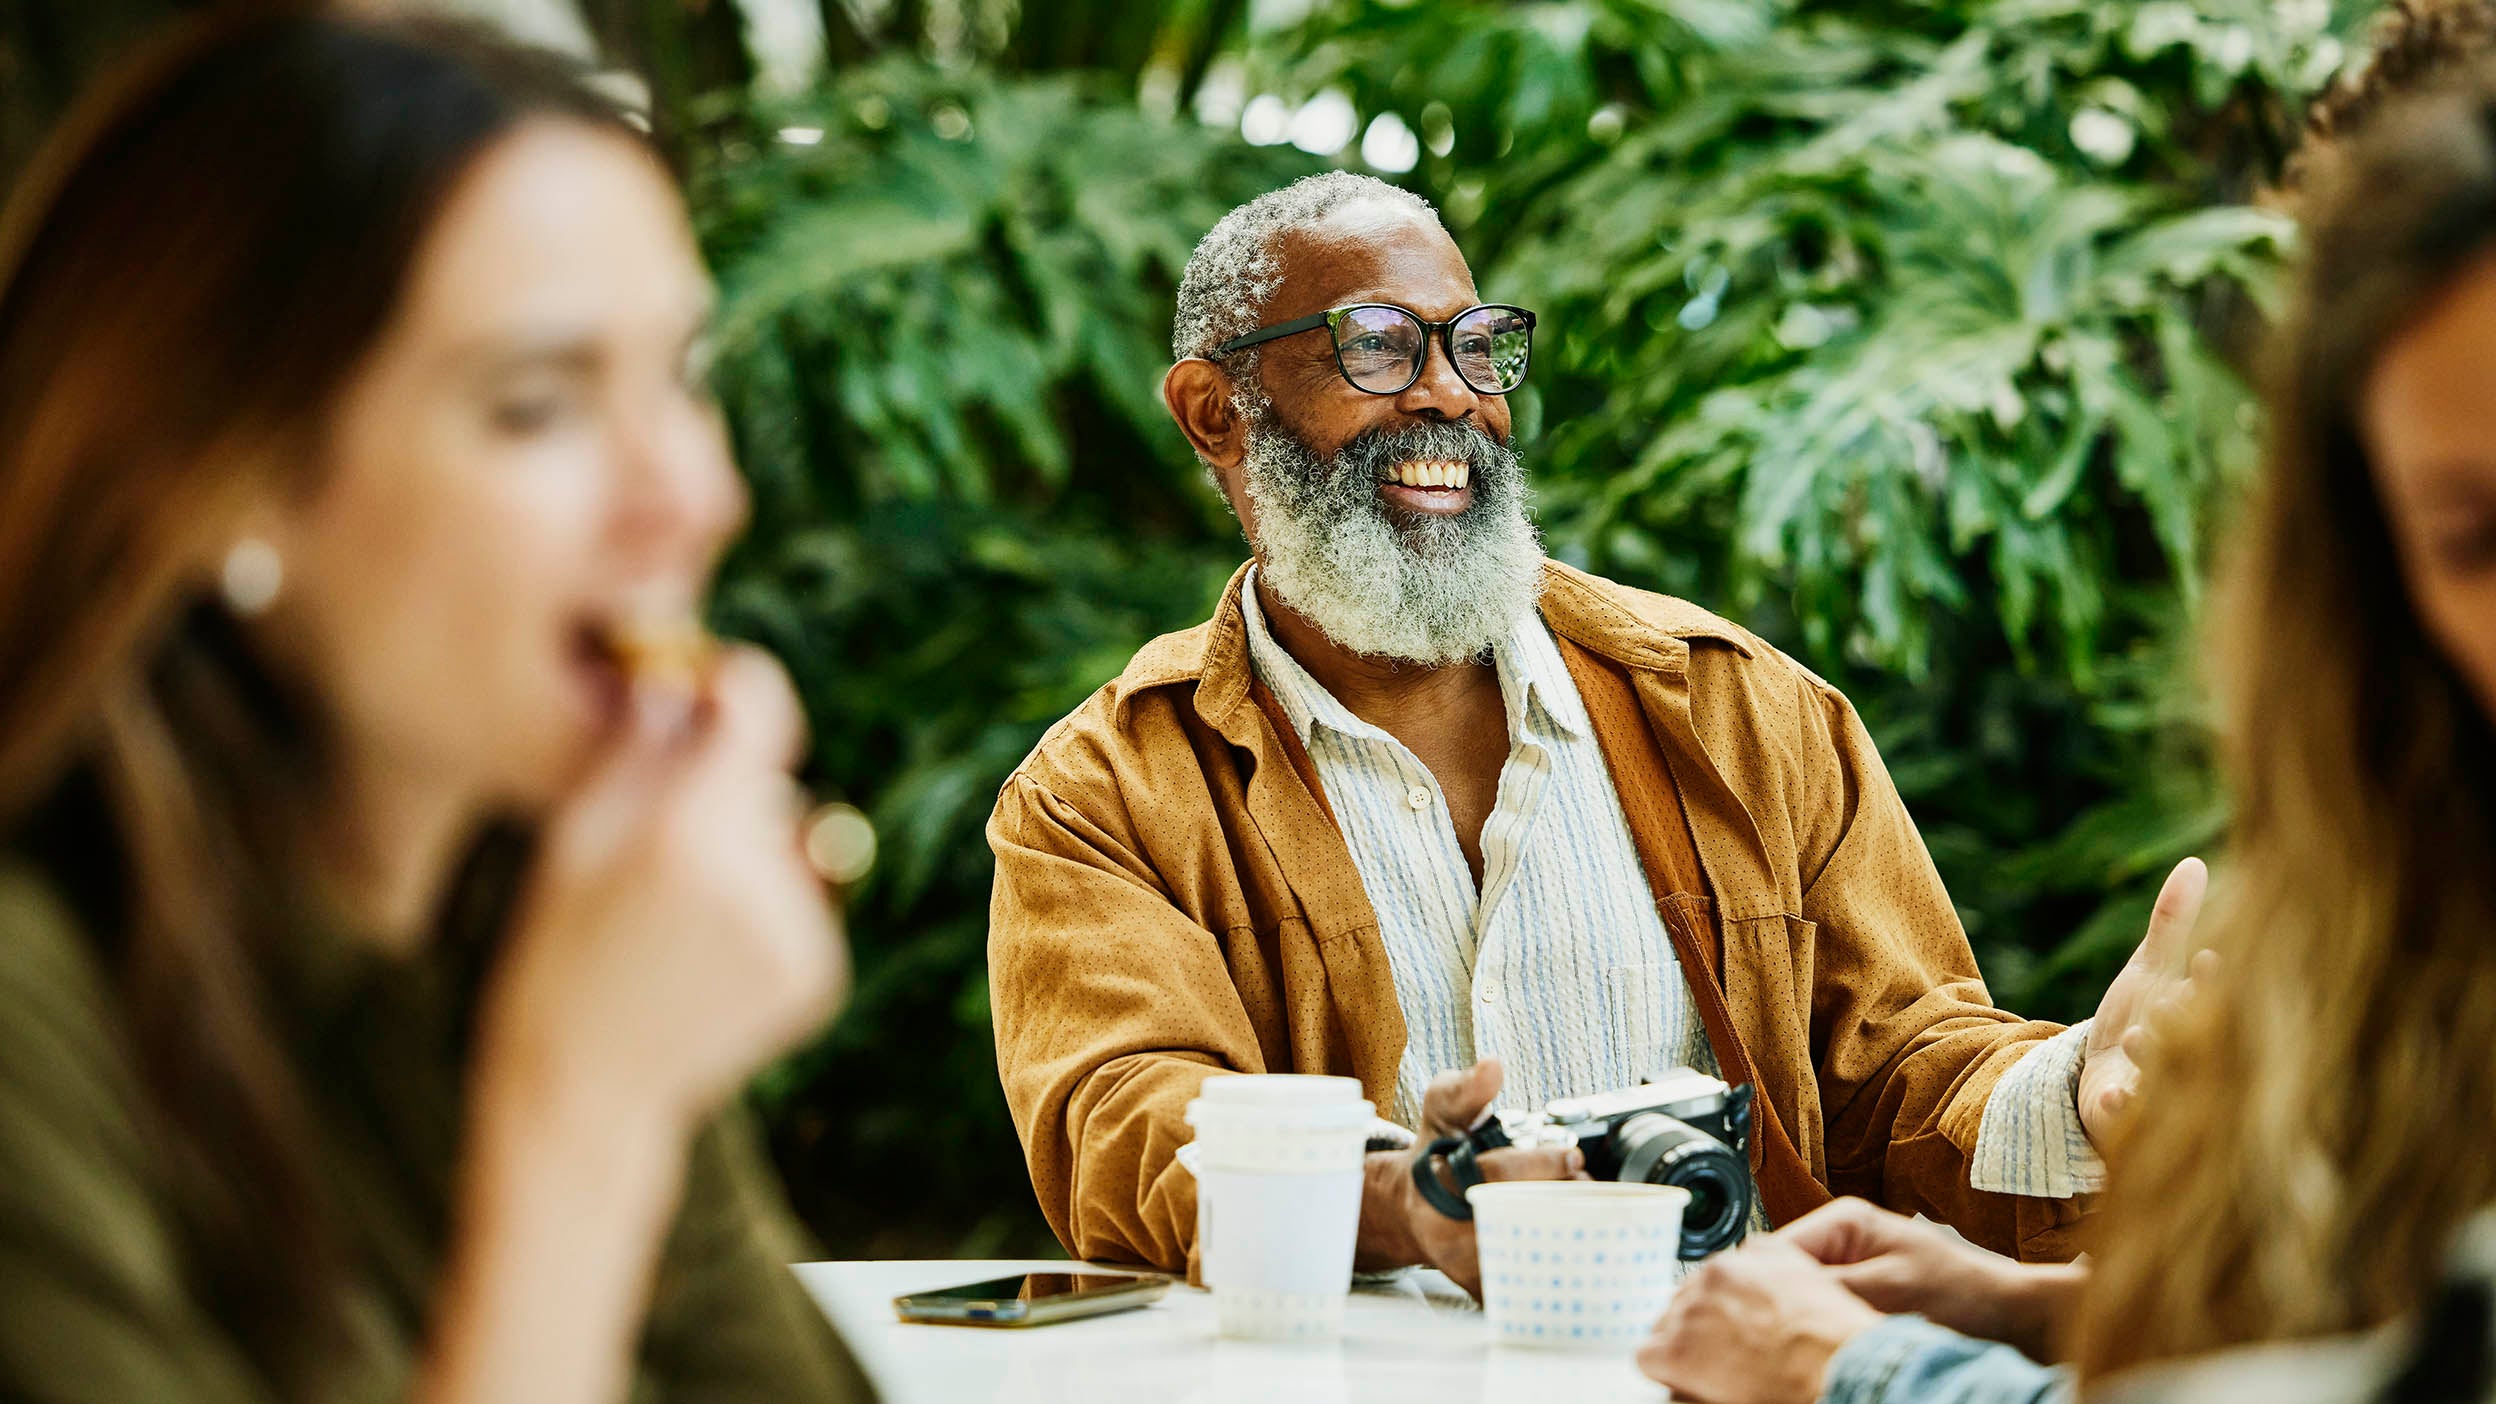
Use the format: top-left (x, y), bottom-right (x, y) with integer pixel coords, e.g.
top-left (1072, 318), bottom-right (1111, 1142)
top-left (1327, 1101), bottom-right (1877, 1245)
top-left (2145, 988), bottom-right (2195, 1040)
top-left (2092, 1079), bottom-right (2133, 1126)
top-left (1634, 1318), bottom-right (1685, 1385)
top-left (1420, 1058), bottom-right (1504, 1136)
top-left (1636, 1307), bottom-right (1712, 1390)
top-left (1777, 1197), bottom-right (1888, 1265)
top-left (1829, 1256), bottom-right (1908, 1306)
top-left (2189, 948), bottom-right (2222, 982)
top-left (699, 645), bottom-right (808, 773)
top-left (1418, 1069), bottom-right (1469, 1135)
top-left (1734, 1233), bottom-right (1815, 1268)
top-left (547, 685), bottom-right (706, 861)
top-left (2137, 857), bottom-right (2209, 972)
top-left (1473, 1144), bottom-right (1585, 1184)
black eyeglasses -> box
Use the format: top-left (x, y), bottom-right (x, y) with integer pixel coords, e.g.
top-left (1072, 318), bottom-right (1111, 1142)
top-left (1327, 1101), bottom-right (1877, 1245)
top-left (1212, 302), bottom-right (1536, 396)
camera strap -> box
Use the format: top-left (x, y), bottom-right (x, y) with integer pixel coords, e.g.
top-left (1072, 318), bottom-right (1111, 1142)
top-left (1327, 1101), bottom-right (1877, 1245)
top-left (1410, 1135), bottom-right (1489, 1221)
top-left (1555, 638), bottom-right (1834, 1227)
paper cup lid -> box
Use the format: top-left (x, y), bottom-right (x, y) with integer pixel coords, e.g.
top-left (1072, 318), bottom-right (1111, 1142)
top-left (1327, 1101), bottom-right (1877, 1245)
top-left (1465, 1180), bottom-right (1690, 1226)
top-left (1184, 1097), bottom-right (1375, 1130)
top-left (1194, 1073), bottom-right (1365, 1106)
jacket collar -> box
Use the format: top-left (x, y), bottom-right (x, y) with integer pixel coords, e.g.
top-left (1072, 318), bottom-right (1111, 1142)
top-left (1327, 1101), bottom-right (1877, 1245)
top-left (1114, 559), bottom-right (1756, 732)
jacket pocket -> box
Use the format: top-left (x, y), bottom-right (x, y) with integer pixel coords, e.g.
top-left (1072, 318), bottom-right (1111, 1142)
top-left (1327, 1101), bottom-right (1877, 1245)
top-left (1719, 912), bottom-right (1820, 1162)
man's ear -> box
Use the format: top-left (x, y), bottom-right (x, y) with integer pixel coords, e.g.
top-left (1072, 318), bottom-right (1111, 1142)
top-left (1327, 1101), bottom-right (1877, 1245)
top-left (1163, 358), bottom-right (1248, 473)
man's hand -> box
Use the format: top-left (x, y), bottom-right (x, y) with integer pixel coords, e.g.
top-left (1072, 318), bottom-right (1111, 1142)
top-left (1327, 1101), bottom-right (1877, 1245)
top-left (1637, 1237), bottom-right (1883, 1404)
top-left (2079, 856), bottom-right (2214, 1147)
top-left (1778, 1198), bottom-right (2084, 1361)
top-left (1355, 1059), bottom-right (1583, 1297)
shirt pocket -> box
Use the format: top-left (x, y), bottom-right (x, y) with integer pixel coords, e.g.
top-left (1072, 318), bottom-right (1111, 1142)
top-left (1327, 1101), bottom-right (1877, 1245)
top-left (1603, 960), bottom-right (1689, 1083)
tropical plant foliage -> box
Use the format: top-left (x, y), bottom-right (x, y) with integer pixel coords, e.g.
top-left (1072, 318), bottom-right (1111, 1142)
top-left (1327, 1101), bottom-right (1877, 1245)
top-left (1246, 0), bottom-right (2366, 996)
top-left (690, 50), bottom-right (1313, 1254)
top-left (676, 0), bottom-right (2383, 1254)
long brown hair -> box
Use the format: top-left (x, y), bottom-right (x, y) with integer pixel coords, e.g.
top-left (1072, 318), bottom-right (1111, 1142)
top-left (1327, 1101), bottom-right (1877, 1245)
top-left (2073, 73), bottom-right (2496, 1378)
top-left (2292, 0), bottom-right (2496, 193)
top-left (0, 7), bottom-right (636, 1387)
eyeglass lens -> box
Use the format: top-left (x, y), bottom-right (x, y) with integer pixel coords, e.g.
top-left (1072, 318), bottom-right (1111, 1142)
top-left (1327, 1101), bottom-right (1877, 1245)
top-left (1332, 305), bottom-right (1531, 395)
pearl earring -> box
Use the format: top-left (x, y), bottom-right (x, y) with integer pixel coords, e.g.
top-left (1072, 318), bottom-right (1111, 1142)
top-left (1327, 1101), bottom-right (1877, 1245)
top-left (219, 538), bottom-right (284, 616)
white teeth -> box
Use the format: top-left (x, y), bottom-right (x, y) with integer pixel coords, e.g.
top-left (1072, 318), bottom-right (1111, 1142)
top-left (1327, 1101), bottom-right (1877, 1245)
top-left (1387, 458), bottom-right (1470, 490)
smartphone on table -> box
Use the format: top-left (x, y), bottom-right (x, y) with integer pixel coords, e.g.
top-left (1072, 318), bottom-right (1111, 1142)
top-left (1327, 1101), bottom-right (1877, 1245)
top-left (891, 1270), bottom-right (1174, 1328)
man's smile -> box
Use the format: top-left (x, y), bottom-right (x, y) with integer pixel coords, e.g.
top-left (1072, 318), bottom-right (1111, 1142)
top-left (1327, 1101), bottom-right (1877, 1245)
top-left (1378, 456), bottom-right (1473, 515)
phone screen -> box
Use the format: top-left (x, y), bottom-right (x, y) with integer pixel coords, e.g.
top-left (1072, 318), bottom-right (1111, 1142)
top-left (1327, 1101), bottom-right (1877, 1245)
top-left (894, 1270), bottom-right (1170, 1326)
top-left (909, 1272), bottom-right (1148, 1303)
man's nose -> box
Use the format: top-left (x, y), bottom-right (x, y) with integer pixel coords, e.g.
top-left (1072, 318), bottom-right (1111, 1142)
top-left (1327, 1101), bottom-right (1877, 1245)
top-left (1392, 332), bottom-right (1482, 423)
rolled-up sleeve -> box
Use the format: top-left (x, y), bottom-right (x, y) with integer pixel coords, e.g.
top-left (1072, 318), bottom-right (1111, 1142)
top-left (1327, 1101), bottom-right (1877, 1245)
top-left (1969, 1022), bottom-right (2103, 1197)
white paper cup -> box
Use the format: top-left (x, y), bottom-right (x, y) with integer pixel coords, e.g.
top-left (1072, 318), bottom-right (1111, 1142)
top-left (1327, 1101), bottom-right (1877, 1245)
top-left (1181, 1075), bottom-right (1374, 1341)
top-left (1466, 1181), bottom-right (1688, 1350)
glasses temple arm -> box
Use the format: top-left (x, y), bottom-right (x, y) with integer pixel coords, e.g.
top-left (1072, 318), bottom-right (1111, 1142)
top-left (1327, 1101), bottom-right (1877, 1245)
top-left (1211, 310), bottom-right (1335, 358)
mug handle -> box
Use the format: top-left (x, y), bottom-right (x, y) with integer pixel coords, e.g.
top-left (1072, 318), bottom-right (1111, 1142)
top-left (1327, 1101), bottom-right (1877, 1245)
top-left (1410, 1136), bottom-right (1486, 1221)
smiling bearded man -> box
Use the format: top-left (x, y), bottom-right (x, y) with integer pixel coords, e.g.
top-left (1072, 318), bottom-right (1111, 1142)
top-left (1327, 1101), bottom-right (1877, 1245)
top-left (985, 172), bottom-right (2204, 1295)
top-left (1241, 410), bottom-right (1540, 665)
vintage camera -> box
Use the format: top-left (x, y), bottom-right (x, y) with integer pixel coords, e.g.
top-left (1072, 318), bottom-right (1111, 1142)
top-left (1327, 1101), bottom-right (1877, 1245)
top-left (1411, 1068), bottom-right (1755, 1260)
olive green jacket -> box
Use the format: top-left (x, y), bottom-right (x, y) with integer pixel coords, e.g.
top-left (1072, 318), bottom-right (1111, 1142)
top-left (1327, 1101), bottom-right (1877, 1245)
top-left (0, 857), bottom-right (872, 1403)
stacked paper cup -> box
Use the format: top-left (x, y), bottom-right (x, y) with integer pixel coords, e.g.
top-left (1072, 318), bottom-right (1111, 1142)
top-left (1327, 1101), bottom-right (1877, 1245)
top-left (1180, 1074), bottom-right (1374, 1341)
top-left (1467, 1181), bottom-right (1689, 1350)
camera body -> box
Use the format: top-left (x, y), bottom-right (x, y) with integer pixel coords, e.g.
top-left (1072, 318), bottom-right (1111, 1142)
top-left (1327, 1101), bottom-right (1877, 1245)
top-left (1416, 1067), bottom-right (1756, 1260)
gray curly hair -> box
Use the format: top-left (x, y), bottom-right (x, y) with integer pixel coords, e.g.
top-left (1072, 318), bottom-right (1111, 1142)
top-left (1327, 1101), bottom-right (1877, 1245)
top-left (1170, 172), bottom-right (1439, 369)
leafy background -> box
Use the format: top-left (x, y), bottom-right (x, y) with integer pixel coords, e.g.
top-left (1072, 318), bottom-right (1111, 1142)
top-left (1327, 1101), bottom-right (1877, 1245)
top-left (0, 0), bottom-right (2385, 1257)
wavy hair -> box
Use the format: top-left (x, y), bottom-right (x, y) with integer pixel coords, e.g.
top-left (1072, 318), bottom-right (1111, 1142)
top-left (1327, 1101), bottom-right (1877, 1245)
top-left (2074, 73), bottom-right (2496, 1376)
top-left (0, 8), bottom-right (632, 1389)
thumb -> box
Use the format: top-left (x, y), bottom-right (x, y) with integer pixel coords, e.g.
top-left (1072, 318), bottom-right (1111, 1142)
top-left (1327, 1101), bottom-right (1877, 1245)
top-left (1422, 1058), bottom-right (1504, 1136)
top-left (2136, 857), bottom-right (2209, 973)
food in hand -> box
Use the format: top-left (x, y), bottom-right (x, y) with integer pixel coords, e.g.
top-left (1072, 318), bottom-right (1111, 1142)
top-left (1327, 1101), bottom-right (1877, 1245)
top-left (598, 615), bottom-right (715, 693)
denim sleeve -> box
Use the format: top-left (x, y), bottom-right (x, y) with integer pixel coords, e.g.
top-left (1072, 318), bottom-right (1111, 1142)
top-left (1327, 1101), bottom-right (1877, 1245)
top-left (1822, 1316), bottom-right (2073, 1404)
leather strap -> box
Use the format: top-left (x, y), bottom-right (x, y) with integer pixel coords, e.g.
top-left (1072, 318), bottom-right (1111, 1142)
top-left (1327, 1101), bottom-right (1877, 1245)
top-left (1556, 637), bottom-right (1832, 1225)
top-left (1247, 677), bottom-right (1338, 828)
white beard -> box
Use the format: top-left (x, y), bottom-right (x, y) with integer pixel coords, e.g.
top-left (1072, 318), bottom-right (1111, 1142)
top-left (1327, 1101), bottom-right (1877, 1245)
top-left (1239, 416), bottom-right (1544, 667)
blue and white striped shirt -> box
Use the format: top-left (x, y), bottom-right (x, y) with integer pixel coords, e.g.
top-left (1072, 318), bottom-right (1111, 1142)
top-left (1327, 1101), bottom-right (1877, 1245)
top-left (1239, 568), bottom-right (2099, 1199)
top-left (1240, 570), bottom-right (1718, 1129)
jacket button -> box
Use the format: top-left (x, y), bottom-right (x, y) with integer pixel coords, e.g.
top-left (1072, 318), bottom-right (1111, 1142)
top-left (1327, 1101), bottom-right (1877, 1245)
top-left (1406, 786), bottom-right (1431, 810)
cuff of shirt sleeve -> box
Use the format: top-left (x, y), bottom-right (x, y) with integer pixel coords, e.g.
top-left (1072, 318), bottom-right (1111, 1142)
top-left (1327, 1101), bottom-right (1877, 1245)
top-left (1365, 1118), bottom-right (1416, 1154)
top-left (1823, 1316), bottom-right (1957, 1404)
top-left (1969, 1021), bottom-right (2103, 1197)
top-left (1822, 1316), bottom-right (2068, 1404)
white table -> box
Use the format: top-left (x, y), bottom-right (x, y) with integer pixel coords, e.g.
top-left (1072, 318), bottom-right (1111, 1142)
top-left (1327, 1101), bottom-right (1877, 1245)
top-left (794, 1259), bottom-right (1672, 1404)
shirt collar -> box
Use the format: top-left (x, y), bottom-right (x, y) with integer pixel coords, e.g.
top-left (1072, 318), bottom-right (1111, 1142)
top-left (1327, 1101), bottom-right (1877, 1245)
top-left (1238, 564), bottom-right (1589, 745)
top-left (1238, 565), bottom-right (1379, 746)
top-left (1497, 609), bottom-right (1591, 742)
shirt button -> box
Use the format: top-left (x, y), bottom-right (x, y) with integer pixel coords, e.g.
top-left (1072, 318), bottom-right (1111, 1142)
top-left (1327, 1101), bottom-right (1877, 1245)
top-left (1406, 786), bottom-right (1431, 810)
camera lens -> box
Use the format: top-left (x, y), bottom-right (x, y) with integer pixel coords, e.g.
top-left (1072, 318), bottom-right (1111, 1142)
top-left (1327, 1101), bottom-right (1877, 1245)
top-left (1613, 1112), bottom-right (1752, 1260)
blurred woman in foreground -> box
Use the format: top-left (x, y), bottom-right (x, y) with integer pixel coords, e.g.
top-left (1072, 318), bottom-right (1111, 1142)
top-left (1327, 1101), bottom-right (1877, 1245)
top-left (1639, 49), bottom-right (2496, 1404)
top-left (0, 10), bottom-right (866, 1402)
